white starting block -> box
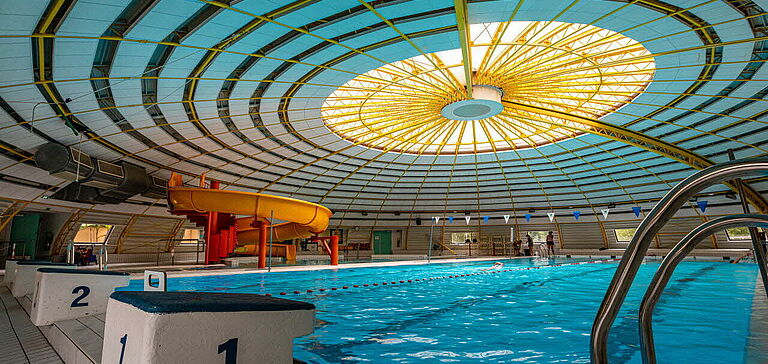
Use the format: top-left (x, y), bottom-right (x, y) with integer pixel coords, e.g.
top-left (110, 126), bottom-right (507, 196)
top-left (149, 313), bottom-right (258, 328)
top-left (3, 259), bottom-right (21, 288)
top-left (30, 268), bottom-right (130, 326)
top-left (4, 260), bottom-right (50, 289)
top-left (102, 292), bottom-right (315, 364)
top-left (12, 261), bottom-right (76, 298)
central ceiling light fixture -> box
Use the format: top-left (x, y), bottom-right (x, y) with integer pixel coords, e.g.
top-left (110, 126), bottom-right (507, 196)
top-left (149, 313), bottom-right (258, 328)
top-left (440, 85), bottom-right (504, 121)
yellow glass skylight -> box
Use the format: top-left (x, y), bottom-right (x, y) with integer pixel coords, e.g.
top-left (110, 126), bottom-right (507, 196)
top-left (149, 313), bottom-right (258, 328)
top-left (321, 21), bottom-right (655, 155)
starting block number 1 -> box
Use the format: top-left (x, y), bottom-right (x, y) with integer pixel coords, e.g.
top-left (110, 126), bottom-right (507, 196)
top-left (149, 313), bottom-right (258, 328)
top-left (116, 335), bottom-right (239, 363)
top-left (118, 334), bottom-right (127, 364)
top-left (218, 338), bottom-right (238, 364)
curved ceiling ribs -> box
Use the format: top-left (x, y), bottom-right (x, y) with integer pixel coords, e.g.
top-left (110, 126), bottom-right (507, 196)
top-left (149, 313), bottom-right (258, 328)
top-left (0, 0), bottom-right (766, 214)
top-left (503, 100), bottom-right (768, 213)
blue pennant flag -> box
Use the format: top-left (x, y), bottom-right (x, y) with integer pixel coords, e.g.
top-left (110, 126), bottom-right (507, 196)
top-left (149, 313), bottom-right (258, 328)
top-left (573, 211), bottom-right (581, 220)
top-left (448, 216), bottom-right (454, 223)
top-left (524, 213), bottom-right (532, 222)
top-left (632, 206), bottom-right (642, 217)
top-left (483, 216), bottom-right (489, 223)
top-left (697, 200), bottom-right (708, 213)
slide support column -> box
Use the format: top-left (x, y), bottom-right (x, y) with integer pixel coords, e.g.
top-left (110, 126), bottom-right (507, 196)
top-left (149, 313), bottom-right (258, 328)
top-left (330, 235), bottom-right (339, 266)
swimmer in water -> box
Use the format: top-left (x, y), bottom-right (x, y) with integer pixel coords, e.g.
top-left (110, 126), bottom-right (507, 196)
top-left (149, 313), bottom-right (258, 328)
top-left (481, 262), bottom-right (504, 271)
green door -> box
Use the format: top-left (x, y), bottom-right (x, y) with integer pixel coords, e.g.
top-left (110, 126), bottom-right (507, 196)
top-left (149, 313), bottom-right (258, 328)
top-left (373, 231), bottom-right (392, 254)
top-left (10, 213), bottom-right (41, 259)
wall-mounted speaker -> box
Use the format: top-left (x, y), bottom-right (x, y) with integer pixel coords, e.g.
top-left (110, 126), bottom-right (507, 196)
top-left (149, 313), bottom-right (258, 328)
top-left (415, 217), bottom-right (422, 225)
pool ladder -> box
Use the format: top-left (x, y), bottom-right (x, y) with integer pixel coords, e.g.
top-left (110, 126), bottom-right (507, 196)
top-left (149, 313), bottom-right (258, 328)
top-left (590, 157), bottom-right (768, 364)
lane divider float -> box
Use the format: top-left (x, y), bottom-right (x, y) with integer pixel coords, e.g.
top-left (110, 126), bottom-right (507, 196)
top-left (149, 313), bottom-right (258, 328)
top-left (265, 259), bottom-right (619, 297)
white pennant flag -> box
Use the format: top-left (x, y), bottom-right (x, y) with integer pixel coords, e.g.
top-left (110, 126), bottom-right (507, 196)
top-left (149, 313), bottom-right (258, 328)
top-left (601, 209), bottom-right (610, 220)
top-left (503, 215), bottom-right (510, 223)
top-left (434, 216), bottom-right (441, 223)
top-left (465, 216), bottom-right (471, 224)
top-left (547, 212), bottom-right (555, 222)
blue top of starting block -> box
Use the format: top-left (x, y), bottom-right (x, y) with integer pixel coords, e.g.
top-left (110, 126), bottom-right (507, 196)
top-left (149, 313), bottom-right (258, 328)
top-left (17, 261), bottom-right (75, 266)
top-left (110, 291), bottom-right (315, 313)
top-left (37, 268), bottom-right (129, 276)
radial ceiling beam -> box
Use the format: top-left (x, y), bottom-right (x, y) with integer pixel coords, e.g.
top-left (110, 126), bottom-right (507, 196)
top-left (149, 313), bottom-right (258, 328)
top-left (454, 0), bottom-right (473, 98)
top-left (502, 100), bottom-right (768, 214)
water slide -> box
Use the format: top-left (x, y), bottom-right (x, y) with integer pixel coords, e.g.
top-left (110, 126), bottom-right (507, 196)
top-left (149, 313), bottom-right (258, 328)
top-left (166, 174), bottom-right (333, 263)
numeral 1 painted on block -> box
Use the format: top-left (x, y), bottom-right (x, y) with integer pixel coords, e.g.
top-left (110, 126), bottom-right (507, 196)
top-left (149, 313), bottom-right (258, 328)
top-left (118, 334), bottom-right (127, 364)
top-left (218, 338), bottom-right (238, 364)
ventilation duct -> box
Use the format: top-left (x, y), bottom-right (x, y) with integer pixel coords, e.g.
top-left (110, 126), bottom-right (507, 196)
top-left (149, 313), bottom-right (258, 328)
top-left (35, 143), bottom-right (167, 204)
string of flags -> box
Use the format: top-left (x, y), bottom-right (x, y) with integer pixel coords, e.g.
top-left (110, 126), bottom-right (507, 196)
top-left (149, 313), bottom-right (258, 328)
top-left (428, 201), bottom-right (709, 224)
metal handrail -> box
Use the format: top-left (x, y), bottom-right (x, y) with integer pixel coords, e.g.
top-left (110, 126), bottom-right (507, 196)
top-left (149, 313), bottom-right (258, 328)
top-left (590, 157), bottom-right (768, 363)
top-left (637, 214), bottom-right (768, 364)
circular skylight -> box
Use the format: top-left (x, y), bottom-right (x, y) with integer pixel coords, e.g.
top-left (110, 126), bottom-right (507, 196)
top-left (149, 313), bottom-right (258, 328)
top-left (321, 21), bottom-right (655, 155)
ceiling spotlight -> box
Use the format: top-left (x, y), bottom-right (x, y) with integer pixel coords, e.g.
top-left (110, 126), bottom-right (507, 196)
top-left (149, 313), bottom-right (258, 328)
top-left (394, 212), bottom-right (401, 216)
top-left (528, 208), bottom-right (535, 213)
top-left (725, 192), bottom-right (737, 200)
top-left (464, 211), bottom-right (471, 216)
top-left (361, 211), bottom-right (368, 216)
top-left (689, 196), bottom-right (698, 202)
top-left (608, 203), bottom-right (616, 209)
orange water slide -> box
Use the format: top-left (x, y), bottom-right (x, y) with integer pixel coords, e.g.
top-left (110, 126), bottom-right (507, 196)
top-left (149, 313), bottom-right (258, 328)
top-left (166, 174), bottom-right (333, 264)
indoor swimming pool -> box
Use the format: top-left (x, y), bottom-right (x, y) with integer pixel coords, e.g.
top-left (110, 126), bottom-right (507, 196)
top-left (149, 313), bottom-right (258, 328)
top-left (121, 258), bottom-right (762, 363)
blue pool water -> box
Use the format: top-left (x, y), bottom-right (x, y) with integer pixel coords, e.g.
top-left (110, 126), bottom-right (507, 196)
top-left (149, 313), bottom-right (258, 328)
top-left (122, 258), bottom-right (761, 363)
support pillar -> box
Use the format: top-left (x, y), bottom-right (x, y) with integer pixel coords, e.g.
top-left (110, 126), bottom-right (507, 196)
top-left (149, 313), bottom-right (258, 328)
top-left (330, 235), bottom-right (339, 266)
top-left (205, 211), bottom-right (219, 265)
top-left (258, 221), bottom-right (268, 269)
top-left (204, 181), bottom-right (221, 265)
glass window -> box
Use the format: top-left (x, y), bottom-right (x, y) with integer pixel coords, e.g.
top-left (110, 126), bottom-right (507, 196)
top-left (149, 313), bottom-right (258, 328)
top-left (178, 229), bottom-right (201, 246)
top-left (451, 232), bottom-right (477, 244)
top-left (614, 228), bottom-right (637, 243)
top-left (725, 227), bottom-right (751, 241)
top-left (524, 231), bottom-right (549, 242)
top-left (73, 223), bottom-right (113, 243)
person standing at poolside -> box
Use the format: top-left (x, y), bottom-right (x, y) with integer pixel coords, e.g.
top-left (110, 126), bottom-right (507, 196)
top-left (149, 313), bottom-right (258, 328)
top-left (513, 239), bottom-right (521, 256)
top-left (546, 231), bottom-right (556, 255)
top-left (525, 233), bottom-right (534, 256)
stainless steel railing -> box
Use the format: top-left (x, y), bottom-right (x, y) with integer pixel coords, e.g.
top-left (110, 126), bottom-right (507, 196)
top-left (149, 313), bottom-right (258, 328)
top-left (590, 157), bottom-right (768, 363)
top-left (637, 214), bottom-right (768, 364)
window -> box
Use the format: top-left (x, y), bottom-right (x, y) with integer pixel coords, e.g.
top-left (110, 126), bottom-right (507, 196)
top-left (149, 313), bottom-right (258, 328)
top-left (524, 231), bottom-right (549, 242)
top-left (614, 228), bottom-right (637, 243)
top-left (73, 224), bottom-right (113, 243)
top-left (451, 232), bottom-right (477, 245)
top-left (178, 229), bottom-right (201, 246)
top-left (725, 227), bottom-right (752, 241)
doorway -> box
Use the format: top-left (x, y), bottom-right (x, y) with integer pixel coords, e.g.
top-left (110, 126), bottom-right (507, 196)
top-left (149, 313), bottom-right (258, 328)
top-left (373, 230), bottom-right (392, 254)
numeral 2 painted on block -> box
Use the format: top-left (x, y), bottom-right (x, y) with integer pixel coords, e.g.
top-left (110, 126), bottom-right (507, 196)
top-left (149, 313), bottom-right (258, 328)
top-left (118, 334), bottom-right (127, 364)
top-left (70, 286), bottom-right (90, 307)
top-left (218, 338), bottom-right (238, 364)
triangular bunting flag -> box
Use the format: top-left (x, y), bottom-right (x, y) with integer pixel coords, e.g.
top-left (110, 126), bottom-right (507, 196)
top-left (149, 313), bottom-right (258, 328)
top-left (433, 216), bottom-right (440, 223)
top-left (573, 211), bottom-right (581, 220)
top-left (448, 216), bottom-right (454, 223)
top-left (465, 216), bottom-right (471, 224)
top-left (632, 206), bottom-right (642, 217)
top-left (697, 200), bottom-right (708, 213)
top-left (547, 212), bottom-right (555, 222)
top-left (483, 216), bottom-right (489, 223)
top-left (524, 213), bottom-right (532, 222)
top-left (503, 215), bottom-right (510, 223)
top-left (601, 209), bottom-right (610, 220)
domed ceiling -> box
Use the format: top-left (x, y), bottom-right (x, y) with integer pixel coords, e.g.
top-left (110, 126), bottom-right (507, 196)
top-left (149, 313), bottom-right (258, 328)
top-left (0, 0), bottom-right (767, 218)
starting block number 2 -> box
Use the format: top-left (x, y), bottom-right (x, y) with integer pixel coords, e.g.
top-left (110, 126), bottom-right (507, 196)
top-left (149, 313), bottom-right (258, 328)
top-left (70, 286), bottom-right (90, 308)
top-left (116, 335), bottom-right (238, 363)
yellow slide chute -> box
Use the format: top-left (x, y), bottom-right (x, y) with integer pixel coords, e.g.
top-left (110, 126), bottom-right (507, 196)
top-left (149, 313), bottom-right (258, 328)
top-left (167, 176), bottom-right (332, 254)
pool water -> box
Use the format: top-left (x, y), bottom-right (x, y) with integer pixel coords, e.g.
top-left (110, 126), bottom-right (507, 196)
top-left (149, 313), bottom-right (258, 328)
top-left (122, 258), bottom-right (761, 363)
